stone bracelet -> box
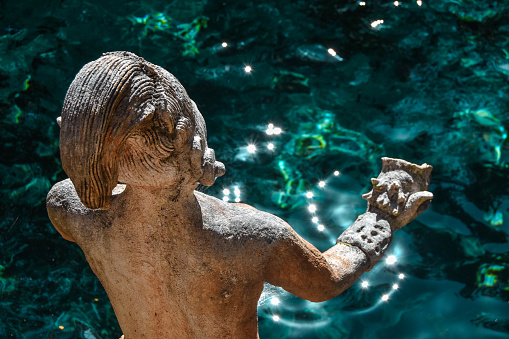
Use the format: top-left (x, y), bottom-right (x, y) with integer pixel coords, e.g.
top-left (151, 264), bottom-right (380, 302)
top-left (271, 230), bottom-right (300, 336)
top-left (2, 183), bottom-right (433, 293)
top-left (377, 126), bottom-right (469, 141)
top-left (337, 213), bottom-right (393, 268)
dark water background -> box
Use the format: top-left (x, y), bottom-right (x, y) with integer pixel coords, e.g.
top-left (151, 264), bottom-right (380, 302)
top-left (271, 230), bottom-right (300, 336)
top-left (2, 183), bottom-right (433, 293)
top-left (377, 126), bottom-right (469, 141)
top-left (1, 0), bottom-right (509, 338)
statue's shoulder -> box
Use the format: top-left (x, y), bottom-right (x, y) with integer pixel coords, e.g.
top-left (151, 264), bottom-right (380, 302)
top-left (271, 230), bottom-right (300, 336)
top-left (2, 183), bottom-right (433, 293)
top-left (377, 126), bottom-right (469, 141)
top-left (47, 179), bottom-right (100, 242)
top-left (194, 191), bottom-right (291, 239)
top-left (47, 178), bottom-right (90, 216)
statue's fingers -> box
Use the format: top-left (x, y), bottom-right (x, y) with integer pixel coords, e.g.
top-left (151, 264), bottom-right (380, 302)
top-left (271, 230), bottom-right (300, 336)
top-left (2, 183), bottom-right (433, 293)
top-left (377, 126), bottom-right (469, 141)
top-left (406, 191), bottom-right (433, 212)
top-left (415, 191), bottom-right (433, 202)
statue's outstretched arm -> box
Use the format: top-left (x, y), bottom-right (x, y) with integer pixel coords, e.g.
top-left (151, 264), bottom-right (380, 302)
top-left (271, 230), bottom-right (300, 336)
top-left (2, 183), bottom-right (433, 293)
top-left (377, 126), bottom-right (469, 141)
top-left (265, 158), bottom-right (432, 302)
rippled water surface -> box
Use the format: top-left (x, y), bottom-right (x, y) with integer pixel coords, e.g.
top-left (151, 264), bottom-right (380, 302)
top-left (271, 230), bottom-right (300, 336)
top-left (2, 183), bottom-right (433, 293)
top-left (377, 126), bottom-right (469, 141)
top-left (1, 0), bottom-right (509, 338)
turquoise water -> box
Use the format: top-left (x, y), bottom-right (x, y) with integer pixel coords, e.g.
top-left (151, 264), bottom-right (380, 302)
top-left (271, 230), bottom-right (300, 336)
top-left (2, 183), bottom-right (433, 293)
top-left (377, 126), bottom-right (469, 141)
top-left (1, 0), bottom-right (509, 337)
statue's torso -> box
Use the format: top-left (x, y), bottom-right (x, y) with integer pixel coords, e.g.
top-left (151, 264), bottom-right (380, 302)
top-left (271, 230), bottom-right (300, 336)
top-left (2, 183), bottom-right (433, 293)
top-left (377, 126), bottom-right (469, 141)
top-left (47, 180), bottom-right (287, 338)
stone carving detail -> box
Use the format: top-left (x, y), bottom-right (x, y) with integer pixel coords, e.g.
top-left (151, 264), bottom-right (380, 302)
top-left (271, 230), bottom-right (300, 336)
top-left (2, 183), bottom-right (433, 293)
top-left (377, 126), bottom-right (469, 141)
top-left (337, 213), bottom-right (392, 267)
top-left (338, 157), bottom-right (433, 268)
top-left (363, 157), bottom-right (433, 231)
top-left (47, 52), bottom-right (433, 339)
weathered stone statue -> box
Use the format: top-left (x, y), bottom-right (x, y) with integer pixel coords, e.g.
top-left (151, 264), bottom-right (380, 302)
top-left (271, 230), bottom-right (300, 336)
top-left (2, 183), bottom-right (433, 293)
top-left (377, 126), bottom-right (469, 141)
top-left (47, 51), bottom-right (433, 339)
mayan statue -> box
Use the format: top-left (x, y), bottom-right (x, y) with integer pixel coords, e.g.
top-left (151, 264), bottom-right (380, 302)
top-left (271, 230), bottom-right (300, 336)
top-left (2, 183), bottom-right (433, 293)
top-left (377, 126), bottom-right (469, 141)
top-left (47, 51), bottom-right (433, 339)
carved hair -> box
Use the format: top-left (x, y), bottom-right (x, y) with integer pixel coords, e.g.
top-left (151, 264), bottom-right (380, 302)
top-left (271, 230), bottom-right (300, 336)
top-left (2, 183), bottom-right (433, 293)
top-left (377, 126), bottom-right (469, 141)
top-left (60, 51), bottom-right (195, 210)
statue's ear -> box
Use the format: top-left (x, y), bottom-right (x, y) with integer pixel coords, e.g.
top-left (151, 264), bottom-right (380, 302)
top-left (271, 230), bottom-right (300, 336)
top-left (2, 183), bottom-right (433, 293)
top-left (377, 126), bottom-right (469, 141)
top-left (172, 115), bottom-right (193, 149)
top-left (140, 103), bottom-right (156, 122)
top-left (57, 116), bottom-right (61, 127)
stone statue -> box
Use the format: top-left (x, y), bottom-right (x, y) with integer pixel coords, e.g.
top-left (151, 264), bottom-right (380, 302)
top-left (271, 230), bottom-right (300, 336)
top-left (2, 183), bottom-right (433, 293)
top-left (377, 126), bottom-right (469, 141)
top-left (47, 51), bottom-right (433, 339)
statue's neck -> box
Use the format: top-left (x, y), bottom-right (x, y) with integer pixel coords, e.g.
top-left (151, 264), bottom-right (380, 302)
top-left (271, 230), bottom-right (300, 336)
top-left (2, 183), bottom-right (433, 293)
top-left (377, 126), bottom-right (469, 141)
top-left (117, 184), bottom-right (200, 215)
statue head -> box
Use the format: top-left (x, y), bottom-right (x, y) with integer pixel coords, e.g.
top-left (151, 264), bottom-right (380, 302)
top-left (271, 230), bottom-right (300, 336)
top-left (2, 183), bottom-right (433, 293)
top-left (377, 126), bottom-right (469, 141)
top-left (59, 51), bottom-right (225, 210)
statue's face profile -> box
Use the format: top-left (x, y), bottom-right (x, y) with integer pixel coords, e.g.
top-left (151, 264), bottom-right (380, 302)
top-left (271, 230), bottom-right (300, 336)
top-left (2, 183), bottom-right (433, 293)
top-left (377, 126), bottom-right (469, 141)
top-left (116, 98), bottom-right (225, 190)
top-left (189, 101), bottom-right (225, 187)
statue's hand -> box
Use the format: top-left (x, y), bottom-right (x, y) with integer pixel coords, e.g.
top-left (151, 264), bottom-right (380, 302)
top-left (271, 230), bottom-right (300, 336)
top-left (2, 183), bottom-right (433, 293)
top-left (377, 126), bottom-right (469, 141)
top-left (390, 190), bottom-right (433, 231)
top-left (363, 157), bottom-right (433, 232)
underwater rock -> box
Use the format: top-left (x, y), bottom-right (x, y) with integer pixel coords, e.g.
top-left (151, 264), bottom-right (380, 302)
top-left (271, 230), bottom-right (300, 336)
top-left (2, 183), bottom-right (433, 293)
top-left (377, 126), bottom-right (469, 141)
top-left (453, 108), bottom-right (507, 164)
top-left (74, 320), bottom-right (103, 339)
top-left (272, 70), bottom-right (310, 93)
top-left (475, 263), bottom-right (509, 299)
top-left (472, 313), bottom-right (509, 335)
top-left (430, 0), bottom-right (508, 22)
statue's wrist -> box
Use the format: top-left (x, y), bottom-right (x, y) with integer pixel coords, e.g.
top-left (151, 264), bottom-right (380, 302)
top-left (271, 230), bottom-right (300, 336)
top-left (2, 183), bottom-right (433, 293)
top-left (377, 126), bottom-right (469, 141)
top-left (365, 205), bottom-right (404, 232)
top-left (336, 212), bottom-right (393, 269)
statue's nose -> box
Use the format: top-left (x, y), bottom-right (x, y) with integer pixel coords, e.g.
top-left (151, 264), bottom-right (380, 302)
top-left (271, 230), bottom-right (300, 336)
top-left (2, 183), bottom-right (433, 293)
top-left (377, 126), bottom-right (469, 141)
top-left (207, 148), bottom-right (225, 178)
